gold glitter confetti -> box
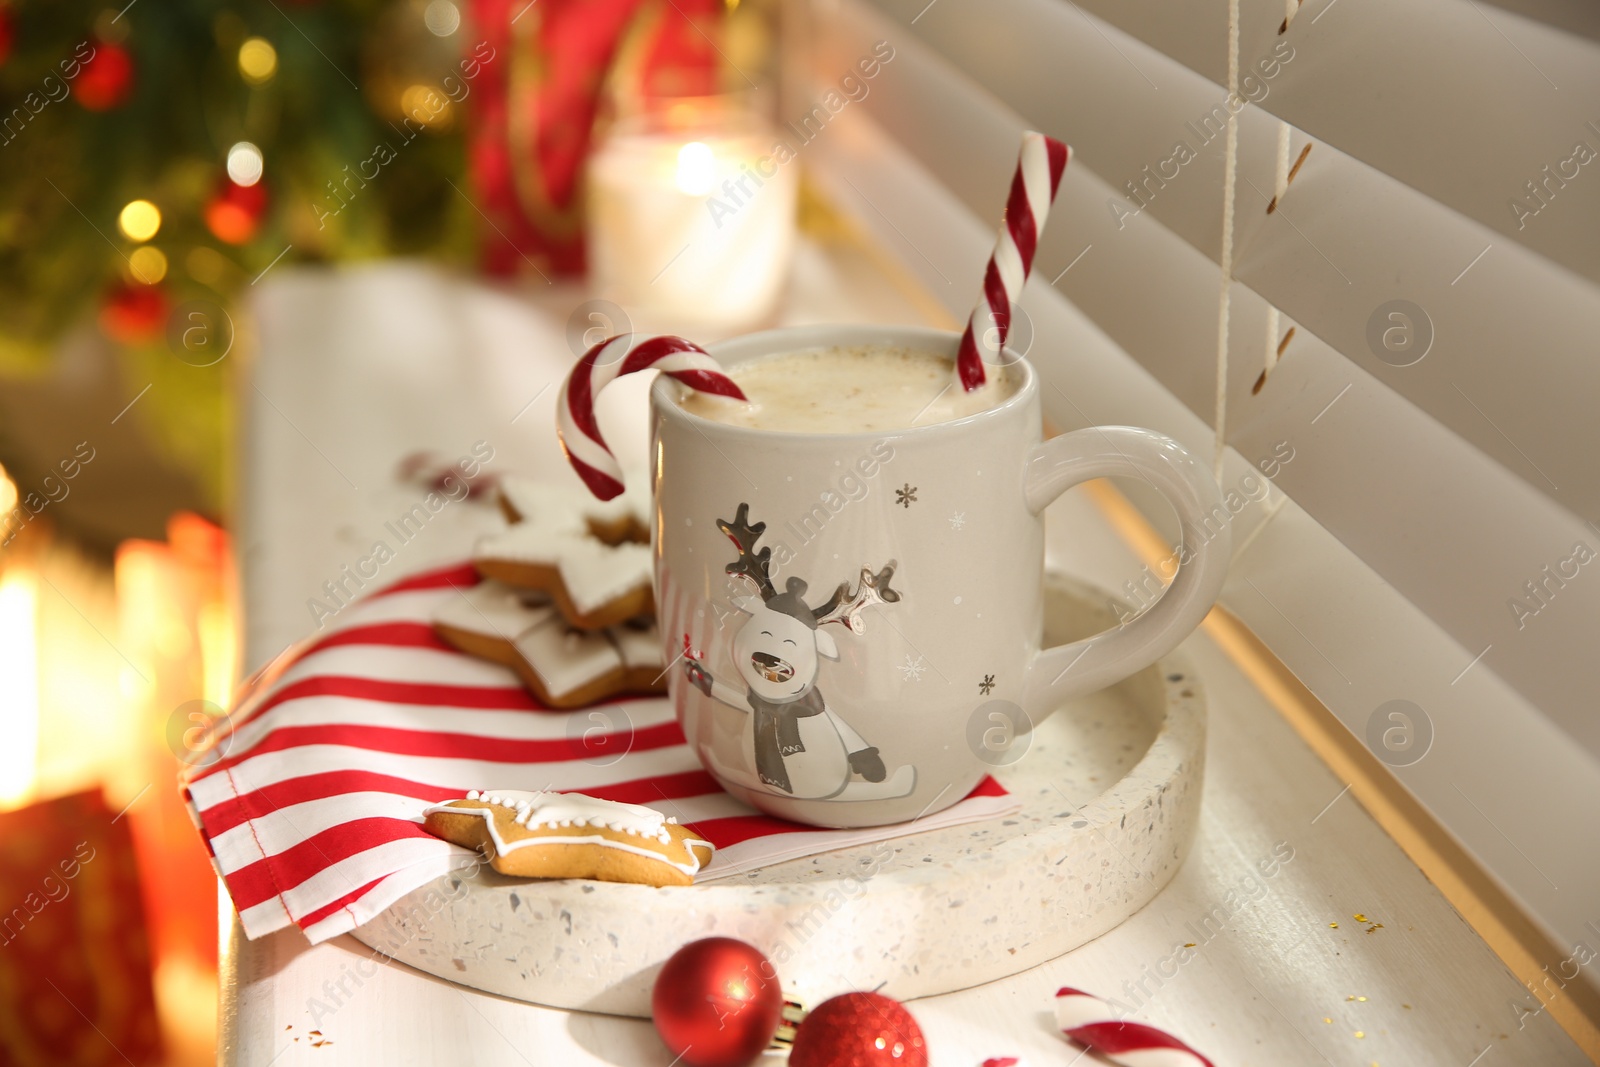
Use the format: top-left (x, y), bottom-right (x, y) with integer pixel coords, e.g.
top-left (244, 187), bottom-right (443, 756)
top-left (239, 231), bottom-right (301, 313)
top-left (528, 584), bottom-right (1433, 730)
top-left (1366, 923), bottom-right (1384, 933)
top-left (1323, 1017), bottom-right (1333, 1024)
top-left (1346, 995), bottom-right (1369, 1002)
top-left (1353, 913), bottom-right (1368, 922)
top-left (1355, 1030), bottom-right (1366, 1038)
top-left (1184, 942), bottom-right (1196, 948)
top-left (1329, 922), bottom-right (1339, 928)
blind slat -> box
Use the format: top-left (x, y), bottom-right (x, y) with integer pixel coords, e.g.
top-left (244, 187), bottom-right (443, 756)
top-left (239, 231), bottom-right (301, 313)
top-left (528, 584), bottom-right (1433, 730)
top-left (837, 0), bottom-right (1600, 526)
top-left (805, 2), bottom-right (1600, 759)
top-left (798, 91), bottom-right (1600, 954)
top-left (886, 0), bottom-right (1600, 285)
top-left (795, 0), bottom-right (1600, 997)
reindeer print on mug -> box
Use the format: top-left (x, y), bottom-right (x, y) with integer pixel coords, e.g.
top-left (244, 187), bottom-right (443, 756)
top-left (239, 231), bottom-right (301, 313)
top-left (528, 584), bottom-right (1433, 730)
top-left (684, 503), bottom-right (918, 803)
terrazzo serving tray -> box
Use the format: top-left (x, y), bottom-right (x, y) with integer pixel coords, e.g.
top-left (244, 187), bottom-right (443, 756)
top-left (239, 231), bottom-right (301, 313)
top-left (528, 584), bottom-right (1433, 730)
top-left (350, 573), bottom-right (1208, 1016)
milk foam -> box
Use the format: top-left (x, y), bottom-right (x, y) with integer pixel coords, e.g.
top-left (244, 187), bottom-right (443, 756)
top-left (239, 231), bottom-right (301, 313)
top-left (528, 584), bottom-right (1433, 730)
top-left (678, 345), bottom-right (1020, 433)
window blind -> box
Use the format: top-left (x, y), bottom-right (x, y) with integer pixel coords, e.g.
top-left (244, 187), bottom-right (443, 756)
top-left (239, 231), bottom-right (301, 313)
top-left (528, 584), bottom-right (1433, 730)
top-left (785, 0), bottom-right (1600, 965)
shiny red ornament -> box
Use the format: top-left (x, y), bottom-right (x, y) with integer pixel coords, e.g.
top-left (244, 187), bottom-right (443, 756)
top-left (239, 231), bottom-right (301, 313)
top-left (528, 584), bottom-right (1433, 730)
top-left (205, 179), bottom-right (268, 245)
top-left (651, 938), bottom-right (783, 1067)
top-left (789, 992), bottom-right (928, 1067)
top-left (75, 41), bottom-right (134, 110)
top-left (0, 5), bottom-right (14, 68)
top-left (99, 282), bottom-right (168, 344)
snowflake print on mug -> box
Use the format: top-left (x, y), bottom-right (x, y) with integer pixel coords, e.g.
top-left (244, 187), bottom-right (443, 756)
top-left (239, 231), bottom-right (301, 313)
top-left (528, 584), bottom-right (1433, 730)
top-left (949, 511), bottom-right (966, 530)
top-left (896, 483), bottom-right (918, 508)
top-left (898, 655), bottom-right (927, 682)
top-left (979, 674), bottom-right (996, 695)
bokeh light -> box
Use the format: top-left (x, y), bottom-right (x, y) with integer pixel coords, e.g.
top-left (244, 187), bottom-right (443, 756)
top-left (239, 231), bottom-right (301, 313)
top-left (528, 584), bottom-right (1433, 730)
top-left (204, 181), bottom-right (266, 246)
top-left (186, 246), bottom-right (233, 288)
top-left (118, 199), bottom-right (162, 242)
top-left (129, 246), bottom-right (169, 285)
top-left (238, 37), bottom-right (277, 85)
top-left (401, 84), bottom-right (451, 128)
top-left (226, 141), bottom-right (264, 186)
top-left (424, 0), bottom-right (460, 36)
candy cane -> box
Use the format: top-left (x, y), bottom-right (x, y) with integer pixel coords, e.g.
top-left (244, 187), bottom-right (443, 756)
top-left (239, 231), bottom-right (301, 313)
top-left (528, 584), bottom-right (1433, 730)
top-left (955, 131), bottom-right (1070, 392)
top-left (1054, 987), bottom-right (1215, 1067)
top-left (557, 334), bottom-right (746, 500)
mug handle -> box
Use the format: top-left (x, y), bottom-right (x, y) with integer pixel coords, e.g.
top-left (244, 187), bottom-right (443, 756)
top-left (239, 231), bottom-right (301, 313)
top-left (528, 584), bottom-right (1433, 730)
top-left (1019, 426), bottom-right (1232, 715)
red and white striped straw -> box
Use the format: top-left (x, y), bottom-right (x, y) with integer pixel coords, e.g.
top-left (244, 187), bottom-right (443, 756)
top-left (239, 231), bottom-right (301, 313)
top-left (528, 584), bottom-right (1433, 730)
top-left (557, 333), bottom-right (746, 500)
top-left (955, 131), bottom-right (1070, 392)
top-left (1054, 987), bottom-right (1215, 1067)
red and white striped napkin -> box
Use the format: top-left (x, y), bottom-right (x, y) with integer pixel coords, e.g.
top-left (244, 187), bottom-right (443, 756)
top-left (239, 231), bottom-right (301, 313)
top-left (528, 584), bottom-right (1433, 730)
top-left (183, 563), bottom-right (1019, 945)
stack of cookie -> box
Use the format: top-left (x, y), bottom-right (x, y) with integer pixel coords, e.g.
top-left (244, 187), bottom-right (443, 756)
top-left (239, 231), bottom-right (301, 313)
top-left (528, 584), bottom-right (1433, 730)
top-left (433, 477), bottom-right (666, 708)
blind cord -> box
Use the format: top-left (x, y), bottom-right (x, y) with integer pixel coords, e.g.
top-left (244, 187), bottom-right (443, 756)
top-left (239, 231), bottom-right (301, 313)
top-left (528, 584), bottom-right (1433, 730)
top-left (1257, 1), bottom-right (1311, 399)
top-left (1214, 0), bottom-right (1242, 482)
top-left (1262, 124), bottom-right (1292, 391)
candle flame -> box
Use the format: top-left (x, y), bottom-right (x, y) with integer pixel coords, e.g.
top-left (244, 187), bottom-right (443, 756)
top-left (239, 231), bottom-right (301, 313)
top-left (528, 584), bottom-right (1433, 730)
top-left (676, 141), bottom-right (717, 196)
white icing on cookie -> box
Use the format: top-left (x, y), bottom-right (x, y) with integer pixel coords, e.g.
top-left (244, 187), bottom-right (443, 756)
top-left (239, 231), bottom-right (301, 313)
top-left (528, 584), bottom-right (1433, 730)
top-left (557, 538), bottom-right (652, 613)
top-left (499, 475), bottom-right (650, 534)
top-left (512, 618), bottom-right (622, 694)
top-left (469, 789), bottom-right (675, 837)
top-left (426, 790), bottom-right (709, 878)
top-left (433, 581), bottom-right (553, 640)
top-left (434, 580), bottom-right (665, 700)
top-left (479, 476), bottom-right (653, 614)
top-left (476, 524), bottom-right (651, 614)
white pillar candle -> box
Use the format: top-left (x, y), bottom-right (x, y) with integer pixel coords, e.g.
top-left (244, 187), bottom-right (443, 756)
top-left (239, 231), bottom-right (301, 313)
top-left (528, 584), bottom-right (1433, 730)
top-left (586, 101), bottom-right (798, 337)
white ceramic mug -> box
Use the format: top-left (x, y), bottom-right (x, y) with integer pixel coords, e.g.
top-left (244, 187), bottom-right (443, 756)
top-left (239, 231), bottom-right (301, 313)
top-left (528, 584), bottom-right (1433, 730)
top-left (651, 325), bottom-right (1230, 828)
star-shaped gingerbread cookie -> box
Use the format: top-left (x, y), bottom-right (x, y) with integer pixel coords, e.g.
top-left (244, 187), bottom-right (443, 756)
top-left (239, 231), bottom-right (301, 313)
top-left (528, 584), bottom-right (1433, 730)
top-left (423, 789), bottom-right (713, 886)
top-left (473, 476), bottom-right (653, 630)
top-left (433, 580), bottom-right (664, 708)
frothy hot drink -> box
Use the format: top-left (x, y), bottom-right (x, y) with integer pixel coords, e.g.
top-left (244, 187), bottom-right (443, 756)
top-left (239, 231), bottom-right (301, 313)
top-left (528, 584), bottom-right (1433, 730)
top-left (677, 345), bottom-right (1021, 433)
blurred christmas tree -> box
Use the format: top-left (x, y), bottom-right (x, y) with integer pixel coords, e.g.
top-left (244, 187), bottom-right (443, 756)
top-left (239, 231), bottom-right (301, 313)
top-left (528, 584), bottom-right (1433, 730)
top-left (0, 0), bottom-right (477, 505)
top-left (0, 0), bottom-right (758, 512)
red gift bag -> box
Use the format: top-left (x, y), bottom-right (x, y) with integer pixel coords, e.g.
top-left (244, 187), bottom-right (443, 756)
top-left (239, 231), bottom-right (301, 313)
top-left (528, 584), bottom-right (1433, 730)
top-left (468, 0), bottom-right (725, 276)
top-left (0, 791), bottom-right (162, 1067)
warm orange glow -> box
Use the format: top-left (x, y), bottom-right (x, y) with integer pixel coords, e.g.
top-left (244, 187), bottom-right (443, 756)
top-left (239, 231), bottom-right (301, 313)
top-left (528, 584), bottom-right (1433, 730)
top-left (0, 509), bottom-right (234, 1062)
top-left (155, 954), bottom-right (219, 1065)
top-left (199, 600), bottom-right (236, 711)
top-left (115, 513), bottom-right (236, 1067)
top-left (0, 567), bottom-right (39, 809)
top-left (33, 546), bottom-right (127, 802)
top-left (0, 462), bottom-right (16, 514)
top-left (0, 458), bottom-right (40, 812)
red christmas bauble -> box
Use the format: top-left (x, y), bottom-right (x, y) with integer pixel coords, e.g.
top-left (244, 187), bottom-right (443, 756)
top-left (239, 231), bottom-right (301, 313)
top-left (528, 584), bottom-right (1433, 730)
top-left (205, 179), bottom-right (268, 245)
top-left (99, 282), bottom-right (168, 344)
top-left (76, 41), bottom-right (134, 111)
top-left (790, 992), bottom-right (928, 1067)
top-left (651, 938), bottom-right (783, 1067)
top-left (0, 6), bottom-right (14, 68)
